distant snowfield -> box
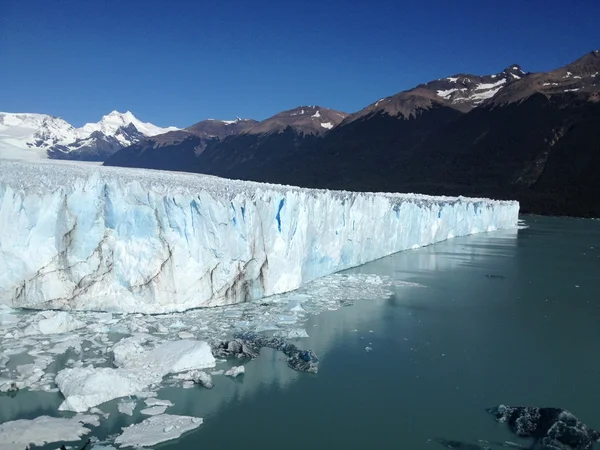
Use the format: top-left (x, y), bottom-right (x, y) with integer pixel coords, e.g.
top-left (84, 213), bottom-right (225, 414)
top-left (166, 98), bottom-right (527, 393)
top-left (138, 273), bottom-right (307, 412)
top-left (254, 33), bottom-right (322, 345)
top-left (0, 159), bottom-right (519, 313)
top-left (0, 110), bottom-right (178, 160)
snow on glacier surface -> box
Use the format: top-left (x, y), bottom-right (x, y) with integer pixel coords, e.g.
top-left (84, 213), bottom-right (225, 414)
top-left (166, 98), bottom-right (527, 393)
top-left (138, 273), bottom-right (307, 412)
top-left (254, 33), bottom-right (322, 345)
top-left (0, 159), bottom-right (519, 313)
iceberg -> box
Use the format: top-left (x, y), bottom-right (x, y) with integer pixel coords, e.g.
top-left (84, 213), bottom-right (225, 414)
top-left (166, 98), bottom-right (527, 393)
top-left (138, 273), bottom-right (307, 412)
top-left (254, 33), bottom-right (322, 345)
top-left (0, 159), bottom-right (519, 313)
top-left (224, 365), bottom-right (245, 377)
top-left (22, 310), bottom-right (85, 335)
top-left (0, 415), bottom-right (97, 450)
top-left (117, 399), bottom-right (136, 416)
top-left (55, 337), bottom-right (216, 411)
top-left (114, 414), bottom-right (203, 448)
top-left (55, 366), bottom-right (150, 412)
top-left (113, 337), bottom-right (216, 373)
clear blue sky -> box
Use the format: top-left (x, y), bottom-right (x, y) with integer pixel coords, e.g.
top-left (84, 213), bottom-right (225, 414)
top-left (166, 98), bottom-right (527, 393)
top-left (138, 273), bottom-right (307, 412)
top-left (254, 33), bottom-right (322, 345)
top-left (1, 0), bottom-right (598, 128)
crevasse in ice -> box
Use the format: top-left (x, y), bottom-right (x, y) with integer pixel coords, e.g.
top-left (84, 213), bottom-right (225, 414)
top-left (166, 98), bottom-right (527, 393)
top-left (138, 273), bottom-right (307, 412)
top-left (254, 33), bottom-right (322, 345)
top-left (0, 160), bottom-right (519, 313)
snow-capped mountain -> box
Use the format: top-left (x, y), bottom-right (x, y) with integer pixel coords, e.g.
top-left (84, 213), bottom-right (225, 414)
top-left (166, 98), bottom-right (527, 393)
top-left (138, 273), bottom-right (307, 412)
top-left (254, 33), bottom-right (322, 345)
top-left (0, 111), bottom-right (178, 161)
top-left (0, 113), bottom-right (81, 160)
top-left (81, 110), bottom-right (178, 144)
top-left (345, 65), bottom-right (527, 124)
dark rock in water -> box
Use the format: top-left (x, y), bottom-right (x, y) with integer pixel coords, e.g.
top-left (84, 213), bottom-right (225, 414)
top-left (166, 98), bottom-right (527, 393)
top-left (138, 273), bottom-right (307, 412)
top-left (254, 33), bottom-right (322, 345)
top-left (214, 331), bottom-right (319, 373)
top-left (213, 338), bottom-right (259, 359)
top-left (487, 405), bottom-right (600, 450)
top-left (226, 340), bottom-right (242, 354)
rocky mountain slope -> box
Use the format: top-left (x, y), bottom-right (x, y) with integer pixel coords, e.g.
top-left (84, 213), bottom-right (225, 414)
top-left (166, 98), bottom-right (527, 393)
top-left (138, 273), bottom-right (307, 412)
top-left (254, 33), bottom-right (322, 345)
top-left (248, 50), bottom-right (600, 217)
top-left (102, 118), bottom-right (259, 171)
top-left (103, 106), bottom-right (347, 173)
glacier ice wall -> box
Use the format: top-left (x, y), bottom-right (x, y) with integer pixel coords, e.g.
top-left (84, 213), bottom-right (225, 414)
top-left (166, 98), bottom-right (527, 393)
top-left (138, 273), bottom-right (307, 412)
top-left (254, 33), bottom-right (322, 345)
top-left (0, 160), bottom-right (519, 313)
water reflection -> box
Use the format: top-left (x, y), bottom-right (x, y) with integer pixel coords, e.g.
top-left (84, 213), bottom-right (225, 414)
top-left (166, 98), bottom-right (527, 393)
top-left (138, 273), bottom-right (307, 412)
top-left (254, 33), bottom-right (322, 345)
top-left (1, 227), bottom-right (531, 449)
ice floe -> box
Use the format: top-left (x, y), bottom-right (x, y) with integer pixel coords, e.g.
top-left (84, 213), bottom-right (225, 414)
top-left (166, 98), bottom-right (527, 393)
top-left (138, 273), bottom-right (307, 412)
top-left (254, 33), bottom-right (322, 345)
top-left (225, 366), bottom-right (245, 377)
top-left (55, 366), bottom-right (149, 412)
top-left (117, 399), bottom-right (136, 416)
top-left (140, 405), bottom-right (169, 415)
top-left (0, 414), bottom-right (97, 450)
top-left (114, 414), bottom-right (203, 447)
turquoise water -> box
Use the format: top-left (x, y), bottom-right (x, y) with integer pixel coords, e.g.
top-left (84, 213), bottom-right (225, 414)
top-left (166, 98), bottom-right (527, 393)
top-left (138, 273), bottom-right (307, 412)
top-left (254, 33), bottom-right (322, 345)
top-left (2, 216), bottom-right (599, 449)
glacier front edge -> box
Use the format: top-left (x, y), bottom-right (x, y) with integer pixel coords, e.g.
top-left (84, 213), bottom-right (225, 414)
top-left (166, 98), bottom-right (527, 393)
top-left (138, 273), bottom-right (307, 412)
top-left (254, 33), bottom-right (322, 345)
top-left (0, 160), bottom-right (519, 313)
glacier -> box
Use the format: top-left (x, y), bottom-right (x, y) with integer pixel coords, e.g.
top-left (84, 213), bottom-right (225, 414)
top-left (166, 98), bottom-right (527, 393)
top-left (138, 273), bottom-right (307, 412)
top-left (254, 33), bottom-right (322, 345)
top-left (0, 159), bottom-right (519, 313)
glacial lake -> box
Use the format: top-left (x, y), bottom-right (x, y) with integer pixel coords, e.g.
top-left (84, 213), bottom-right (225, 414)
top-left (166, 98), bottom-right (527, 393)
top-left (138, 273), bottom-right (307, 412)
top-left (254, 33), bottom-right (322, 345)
top-left (1, 215), bottom-right (599, 450)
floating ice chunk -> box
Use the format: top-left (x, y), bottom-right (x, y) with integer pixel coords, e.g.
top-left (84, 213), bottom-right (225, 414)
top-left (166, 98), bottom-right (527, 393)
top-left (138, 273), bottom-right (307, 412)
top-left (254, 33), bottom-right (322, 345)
top-left (118, 399), bottom-right (136, 416)
top-left (286, 296), bottom-right (307, 310)
top-left (112, 334), bottom-right (155, 367)
top-left (2, 347), bottom-right (27, 356)
top-left (273, 329), bottom-right (309, 339)
top-left (23, 311), bottom-right (85, 335)
top-left (276, 314), bottom-right (297, 324)
top-left (255, 322), bottom-right (280, 332)
top-left (57, 338), bottom-right (216, 411)
top-left (178, 331), bottom-right (194, 339)
top-left (133, 391), bottom-right (157, 398)
top-left (192, 370), bottom-right (213, 388)
top-left (115, 339), bottom-right (216, 374)
top-left (48, 334), bottom-right (82, 354)
top-left (225, 366), bottom-right (245, 377)
top-left (290, 304), bottom-right (306, 313)
top-left (365, 346), bottom-right (373, 352)
top-left (55, 366), bottom-right (149, 412)
top-left (173, 370), bottom-right (214, 388)
top-left (16, 363), bottom-right (45, 387)
top-left (114, 414), bottom-right (203, 448)
top-left (144, 397), bottom-right (174, 407)
top-left (169, 320), bottom-right (186, 329)
top-left (141, 405), bottom-right (169, 415)
top-left (287, 329), bottom-right (309, 338)
top-left (90, 407), bottom-right (110, 419)
top-left (0, 415), bottom-right (96, 450)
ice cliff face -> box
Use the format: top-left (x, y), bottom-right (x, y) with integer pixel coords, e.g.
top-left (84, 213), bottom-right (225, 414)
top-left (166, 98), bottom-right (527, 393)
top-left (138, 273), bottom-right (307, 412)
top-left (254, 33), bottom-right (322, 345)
top-left (0, 160), bottom-right (519, 313)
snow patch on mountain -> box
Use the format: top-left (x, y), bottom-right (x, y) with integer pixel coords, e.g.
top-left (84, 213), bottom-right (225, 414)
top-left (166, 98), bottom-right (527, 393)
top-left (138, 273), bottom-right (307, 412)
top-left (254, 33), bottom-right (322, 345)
top-left (208, 117), bottom-right (252, 125)
top-left (435, 71), bottom-right (512, 105)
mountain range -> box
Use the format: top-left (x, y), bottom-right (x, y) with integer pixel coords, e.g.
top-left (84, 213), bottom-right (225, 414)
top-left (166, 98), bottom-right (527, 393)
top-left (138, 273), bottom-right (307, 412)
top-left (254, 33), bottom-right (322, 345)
top-left (2, 50), bottom-right (599, 217)
top-left (0, 111), bottom-right (178, 161)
